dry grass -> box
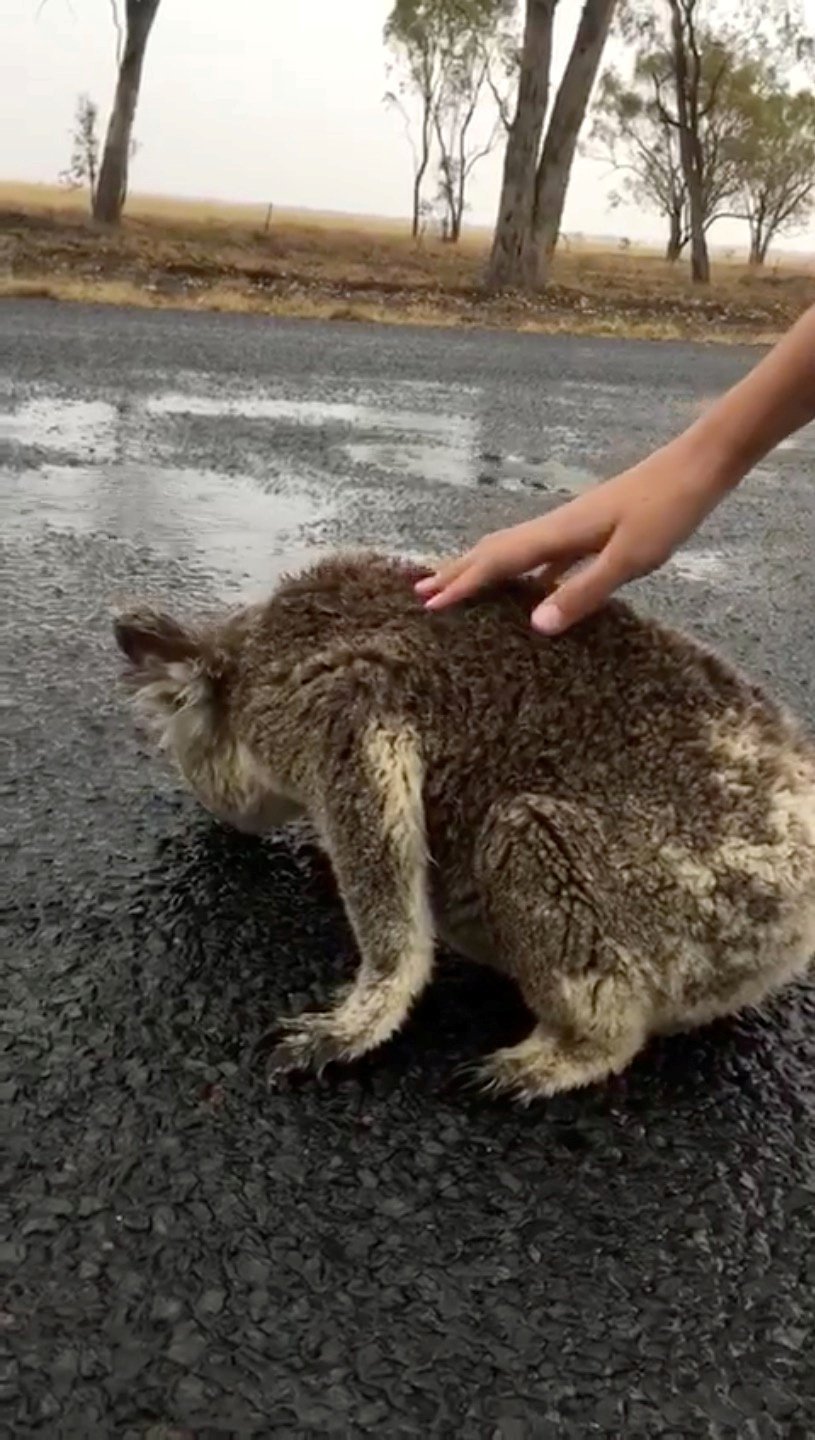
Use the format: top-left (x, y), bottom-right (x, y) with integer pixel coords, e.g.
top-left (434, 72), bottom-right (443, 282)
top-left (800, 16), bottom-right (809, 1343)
top-left (0, 182), bottom-right (417, 237)
top-left (2, 180), bottom-right (813, 344)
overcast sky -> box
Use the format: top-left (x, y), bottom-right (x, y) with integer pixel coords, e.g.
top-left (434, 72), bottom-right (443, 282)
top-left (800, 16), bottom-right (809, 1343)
top-left (3, 0), bottom-right (814, 252)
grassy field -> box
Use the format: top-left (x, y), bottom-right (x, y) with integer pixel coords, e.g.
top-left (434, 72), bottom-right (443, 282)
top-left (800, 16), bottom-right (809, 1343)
top-left (1, 181), bottom-right (813, 344)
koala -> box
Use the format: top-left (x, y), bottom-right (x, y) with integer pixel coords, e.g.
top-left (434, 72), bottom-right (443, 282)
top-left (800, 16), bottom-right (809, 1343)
top-left (114, 551), bottom-right (815, 1102)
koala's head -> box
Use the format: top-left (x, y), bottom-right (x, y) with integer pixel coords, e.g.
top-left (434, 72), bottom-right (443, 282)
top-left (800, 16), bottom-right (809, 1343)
top-left (113, 605), bottom-right (302, 833)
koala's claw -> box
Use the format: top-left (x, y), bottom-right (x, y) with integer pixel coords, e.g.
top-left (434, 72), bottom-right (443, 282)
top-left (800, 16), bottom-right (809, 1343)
top-left (262, 1013), bottom-right (353, 1085)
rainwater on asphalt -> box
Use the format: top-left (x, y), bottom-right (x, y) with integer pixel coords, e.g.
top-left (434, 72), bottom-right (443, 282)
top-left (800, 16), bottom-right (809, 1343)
top-left (3, 303), bottom-right (815, 1437)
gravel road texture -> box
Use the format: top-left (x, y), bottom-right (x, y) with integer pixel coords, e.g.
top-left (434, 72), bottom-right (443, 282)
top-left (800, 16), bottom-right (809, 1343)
top-left (3, 301), bottom-right (814, 1436)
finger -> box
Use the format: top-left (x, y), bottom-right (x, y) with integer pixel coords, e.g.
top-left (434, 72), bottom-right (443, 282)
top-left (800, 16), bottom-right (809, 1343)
top-left (415, 572), bottom-right (443, 595)
top-left (417, 504), bottom-right (593, 601)
top-left (414, 554), bottom-right (472, 597)
top-left (524, 556), bottom-right (577, 600)
top-left (530, 545), bottom-right (632, 635)
top-left (426, 542), bottom-right (579, 613)
top-left (423, 561), bottom-right (494, 610)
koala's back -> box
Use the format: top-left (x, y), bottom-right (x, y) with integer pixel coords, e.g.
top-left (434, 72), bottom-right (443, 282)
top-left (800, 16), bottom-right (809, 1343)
top-left (258, 553), bottom-right (815, 864)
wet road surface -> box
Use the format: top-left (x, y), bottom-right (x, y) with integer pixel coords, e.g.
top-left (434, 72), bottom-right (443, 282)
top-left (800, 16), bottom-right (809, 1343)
top-left (3, 300), bottom-right (815, 1437)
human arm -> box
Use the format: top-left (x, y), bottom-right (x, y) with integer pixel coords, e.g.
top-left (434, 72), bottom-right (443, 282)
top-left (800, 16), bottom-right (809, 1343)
top-left (417, 303), bottom-right (815, 633)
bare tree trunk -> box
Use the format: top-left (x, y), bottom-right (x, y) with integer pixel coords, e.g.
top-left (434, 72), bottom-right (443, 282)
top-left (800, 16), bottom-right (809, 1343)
top-left (411, 100), bottom-right (433, 239)
top-left (93, 0), bottom-right (161, 226)
top-left (684, 168), bottom-right (709, 281)
top-left (485, 0), bottom-right (556, 290)
top-left (668, 0), bottom-right (709, 284)
top-left (452, 165), bottom-right (465, 243)
top-left (748, 225), bottom-right (770, 265)
top-left (440, 185), bottom-right (457, 240)
top-left (530, 0), bottom-right (616, 286)
top-left (747, 200), bottom-right (771, 265)
top-left (411, 174), bottom-right (421, 238)
top-left (87, 136), bottom-right (98, 206)
top-left (665, 208), bottom-right (683, 260)
top-left (411, 161), bottom-right (425, 238)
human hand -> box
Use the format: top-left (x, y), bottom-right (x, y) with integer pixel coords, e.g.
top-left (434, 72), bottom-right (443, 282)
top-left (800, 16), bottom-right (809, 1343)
top-left (415, 436), bottom-right (730, 634)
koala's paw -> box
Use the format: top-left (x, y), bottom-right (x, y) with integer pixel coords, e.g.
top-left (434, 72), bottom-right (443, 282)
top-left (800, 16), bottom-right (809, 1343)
top-left (468, 1027), bottom-right (626, 1104)
top-left (262, 1008), bottom-right (359, 1085)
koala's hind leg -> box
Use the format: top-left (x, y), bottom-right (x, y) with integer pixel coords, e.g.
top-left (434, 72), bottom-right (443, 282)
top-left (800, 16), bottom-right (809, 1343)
top-left (473, 795), bottom-right (650, 1102)
top-left (265, 722), bottom-right (433, 1081)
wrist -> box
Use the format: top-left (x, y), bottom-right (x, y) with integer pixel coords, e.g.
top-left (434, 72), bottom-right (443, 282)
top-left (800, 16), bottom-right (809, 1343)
top-left (669, 415), bottom-right (752, 500)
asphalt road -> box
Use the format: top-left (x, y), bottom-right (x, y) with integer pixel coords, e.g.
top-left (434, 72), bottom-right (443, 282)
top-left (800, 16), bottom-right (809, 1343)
top-left (3, 300), bottom-right (815, 1439)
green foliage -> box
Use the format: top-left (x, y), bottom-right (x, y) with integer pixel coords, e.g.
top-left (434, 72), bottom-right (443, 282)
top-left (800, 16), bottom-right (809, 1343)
top-left (593, 3), bottom-right (815, 263)
top-left (591, 34), bottom-right (752, 251)
top-left (591, 59), bottom-right (687, 246)
top-left (385, 0), bottom-right (516, 108)
top-left (615, 0), bottom-right (811, 55)
top-left (384, 0), bottom-right (518, 237)
top-left (725, 74), bottom-right (815, 259)
top-left (385, 0), bottom-right (514, 50)
top-left (384, 0), bottom-right (515, 97)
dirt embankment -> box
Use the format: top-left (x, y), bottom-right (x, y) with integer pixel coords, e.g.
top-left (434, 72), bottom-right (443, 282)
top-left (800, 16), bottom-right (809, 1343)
top-left (1, 190), bottom-right (812, 343)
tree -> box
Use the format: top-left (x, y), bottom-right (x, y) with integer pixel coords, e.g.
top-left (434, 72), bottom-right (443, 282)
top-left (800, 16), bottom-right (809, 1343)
top-left (385, 1), bottom-right (445, 238)
top-left (531, 0), bottom-right (619, 270)
top-left (617, 0), bottom-right (725, 282)
top-left (590, 39), bottom-right (749, 261)
top-left (432, 11), bottom-right (515, 240)
top-left (484, 0), bottom-right (555, 285)
top-left (59, 94), bottom-right (100, 209)
top-left (591, 65), bottom-right (689, 258)
top-left (433, 55), bottom-right (495, 242)
top-left (385, 0), bottom-right (515, 241)
top-left (93, 0), bottom-right (162, 225)
top-left (728, 82), bottom-right (815, 263)
top-left (662, 0), bottom-right (714, 281)
top-left (486, 0), bottom-right (617, 290)
top-left (617, 0), bottom-right (814, 283)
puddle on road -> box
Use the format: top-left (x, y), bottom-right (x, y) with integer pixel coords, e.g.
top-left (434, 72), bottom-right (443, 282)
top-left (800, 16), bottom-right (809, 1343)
top-left (149, 390), bottom-right (479, 488)
top-left (5, 463), bottom-right (333, 596)
top-left (476, 453), bottom-right (597, 494)
top-left (344, 438), bottom-right (473, 490)
top-left (145, 391), bottom-right (468, 440)
top-left (145, 389), bottom-right (597, 495)
top-left (668, 548), bottom-right (727, 583)
top-left (1, 386), bottom-right (599, 512)
top-left (0, 398), bottom-right (118, 460)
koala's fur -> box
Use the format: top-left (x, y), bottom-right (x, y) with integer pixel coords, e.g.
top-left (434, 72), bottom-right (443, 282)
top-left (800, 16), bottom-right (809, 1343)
top-left (114, 551), bottom-right (815, 1102)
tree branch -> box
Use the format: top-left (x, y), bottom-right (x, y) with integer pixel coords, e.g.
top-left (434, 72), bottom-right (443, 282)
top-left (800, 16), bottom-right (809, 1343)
top-left (485, 67), bottom-right (514, 131)
top-left (384, 89), bottom-right (420, 172)
top-left (110, 0), bottom-right (123, 65)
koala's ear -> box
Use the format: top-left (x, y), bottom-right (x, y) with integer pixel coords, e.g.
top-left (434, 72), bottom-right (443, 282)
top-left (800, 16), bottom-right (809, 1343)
top-left (113, 608), bottom-right (200, 668)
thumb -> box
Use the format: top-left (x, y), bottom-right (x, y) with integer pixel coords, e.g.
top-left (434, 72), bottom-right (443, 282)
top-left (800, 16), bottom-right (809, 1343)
top-left (530, 546), bottom-right (630, 635)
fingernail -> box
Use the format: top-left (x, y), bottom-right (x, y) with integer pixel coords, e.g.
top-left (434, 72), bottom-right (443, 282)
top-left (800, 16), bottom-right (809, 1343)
top-left (424, 593), bottom-right (444, 611)
top-left (415, 578), bottom-right (435, 593)
top-left (532, 602), bottom-right (565, 635)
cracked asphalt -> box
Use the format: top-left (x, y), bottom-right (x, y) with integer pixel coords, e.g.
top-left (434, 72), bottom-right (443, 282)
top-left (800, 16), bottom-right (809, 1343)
top-left (3, 300), bottom-right (815, 1438)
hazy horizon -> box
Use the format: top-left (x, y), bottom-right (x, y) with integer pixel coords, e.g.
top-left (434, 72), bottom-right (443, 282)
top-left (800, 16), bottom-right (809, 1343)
top-left (4, 0), bottom-right (814, 255)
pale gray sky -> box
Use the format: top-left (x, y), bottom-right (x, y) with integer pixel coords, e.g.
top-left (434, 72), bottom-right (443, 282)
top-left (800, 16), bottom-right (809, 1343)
top-left (3, 0), bottom-right (815, 252)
